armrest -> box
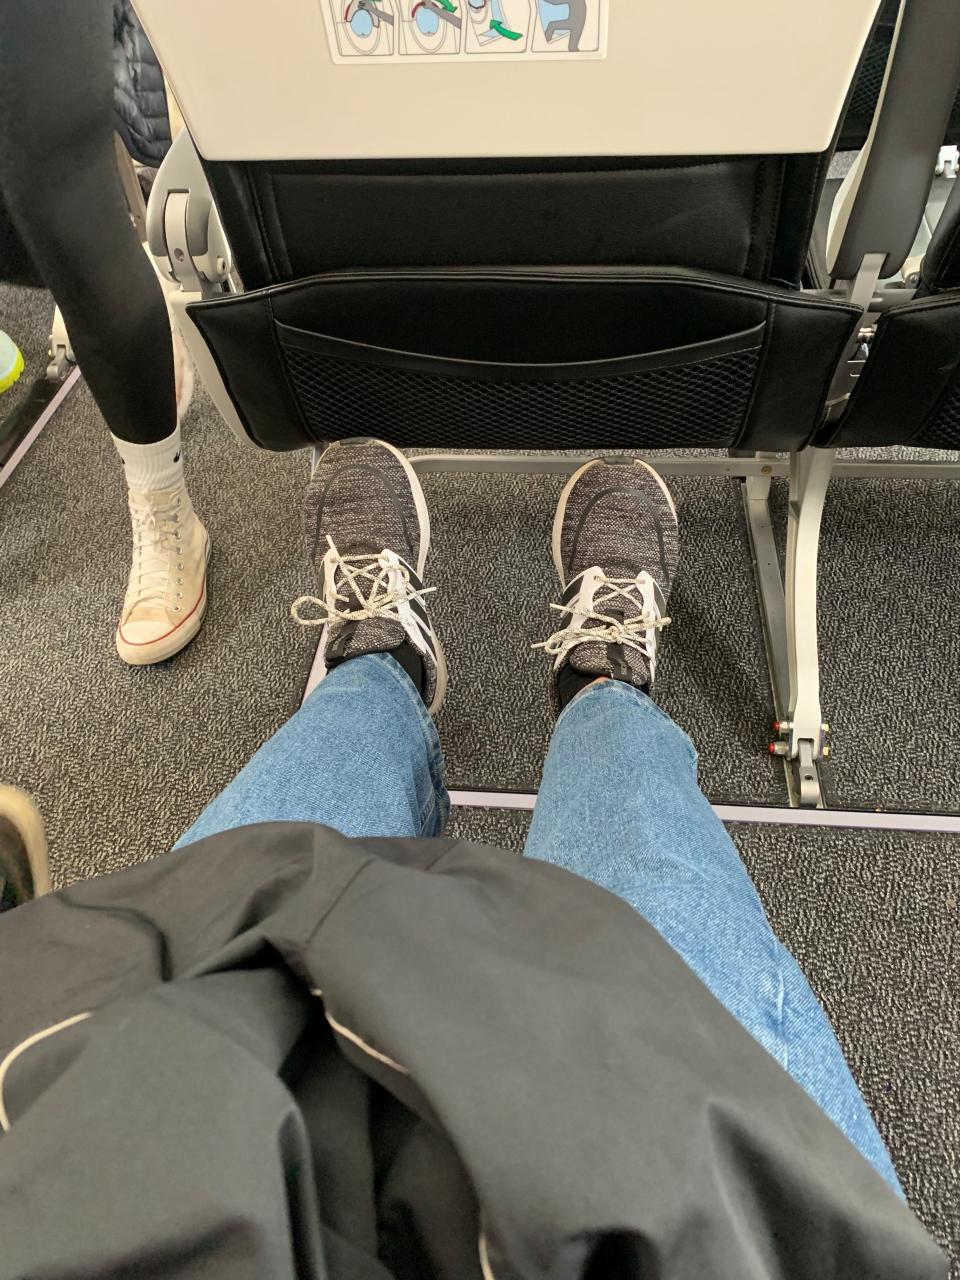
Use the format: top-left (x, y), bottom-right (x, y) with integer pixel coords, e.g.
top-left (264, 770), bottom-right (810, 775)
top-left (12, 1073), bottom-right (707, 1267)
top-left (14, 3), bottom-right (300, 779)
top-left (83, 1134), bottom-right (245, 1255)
top-left (829, 0), bottom-right (960, 281)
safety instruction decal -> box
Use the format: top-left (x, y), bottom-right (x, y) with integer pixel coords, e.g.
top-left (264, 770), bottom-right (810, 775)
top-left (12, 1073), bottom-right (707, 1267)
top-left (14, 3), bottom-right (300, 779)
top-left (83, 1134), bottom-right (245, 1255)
top-left (322, 0), bottom-right (607, 63)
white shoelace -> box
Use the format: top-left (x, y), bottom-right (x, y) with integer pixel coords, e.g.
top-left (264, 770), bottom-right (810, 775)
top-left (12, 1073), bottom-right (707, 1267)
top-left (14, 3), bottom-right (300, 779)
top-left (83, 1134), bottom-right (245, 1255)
top-left (127, 495), bottom-right (184, 610)
top-left (534, 570), bottom-right (671, 665)
top-left (291, 537), bottom-right (436, 628)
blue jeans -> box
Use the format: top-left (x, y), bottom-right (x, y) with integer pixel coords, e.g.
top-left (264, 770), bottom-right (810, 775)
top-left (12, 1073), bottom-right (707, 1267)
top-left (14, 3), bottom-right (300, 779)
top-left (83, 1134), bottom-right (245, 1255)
top-left (178, 653), bottom-right (900, 1192)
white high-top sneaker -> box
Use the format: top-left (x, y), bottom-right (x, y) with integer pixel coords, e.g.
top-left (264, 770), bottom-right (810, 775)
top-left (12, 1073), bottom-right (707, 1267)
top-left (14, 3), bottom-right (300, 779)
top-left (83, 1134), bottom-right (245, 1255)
top-left (116, 485), bottom-right (210, 665)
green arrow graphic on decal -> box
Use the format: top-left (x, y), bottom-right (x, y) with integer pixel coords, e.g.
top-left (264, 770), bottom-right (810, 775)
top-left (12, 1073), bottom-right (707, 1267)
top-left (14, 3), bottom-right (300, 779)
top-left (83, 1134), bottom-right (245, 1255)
top-left (434, 0), bottom-right (457, 10)
top-left (489, 18), bottom-right (522, 38)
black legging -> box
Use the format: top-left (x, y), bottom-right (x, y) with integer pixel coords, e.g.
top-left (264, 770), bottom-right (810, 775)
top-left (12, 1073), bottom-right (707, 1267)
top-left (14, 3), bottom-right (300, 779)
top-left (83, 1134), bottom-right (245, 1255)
top-left (0, 0), bottom-right (176, 443)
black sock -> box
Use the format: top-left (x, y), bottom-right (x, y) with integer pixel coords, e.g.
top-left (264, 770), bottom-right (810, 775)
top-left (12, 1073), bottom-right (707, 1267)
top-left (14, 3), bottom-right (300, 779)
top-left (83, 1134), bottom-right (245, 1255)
top-left (556, 663), bottom-right (651, 711)
top-left (556, 664), bottom-right (599, 711)
top-left (387, 642), bottom-right (424, 698)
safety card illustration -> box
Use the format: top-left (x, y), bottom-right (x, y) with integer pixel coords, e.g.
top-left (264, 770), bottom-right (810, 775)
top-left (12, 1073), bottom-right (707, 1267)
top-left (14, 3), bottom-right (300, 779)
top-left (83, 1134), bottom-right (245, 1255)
top-left (322, 0), bottom-right (607, 63)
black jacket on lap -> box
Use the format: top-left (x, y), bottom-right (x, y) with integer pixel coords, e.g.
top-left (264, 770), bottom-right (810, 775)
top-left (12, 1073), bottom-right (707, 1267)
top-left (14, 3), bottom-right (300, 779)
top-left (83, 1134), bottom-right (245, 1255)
top-left (0, 824), bottom-right (945, 1278)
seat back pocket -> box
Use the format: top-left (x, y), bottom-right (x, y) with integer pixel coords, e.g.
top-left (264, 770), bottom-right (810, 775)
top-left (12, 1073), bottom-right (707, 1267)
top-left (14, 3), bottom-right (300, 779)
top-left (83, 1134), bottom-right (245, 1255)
top-left (187, 269), bottom-right (857, 452)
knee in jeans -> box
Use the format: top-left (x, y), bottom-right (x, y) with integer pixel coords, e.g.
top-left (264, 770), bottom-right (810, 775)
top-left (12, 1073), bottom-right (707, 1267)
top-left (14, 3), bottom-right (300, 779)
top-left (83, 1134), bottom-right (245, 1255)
top-left (639, 697), bottom-right (698, 766)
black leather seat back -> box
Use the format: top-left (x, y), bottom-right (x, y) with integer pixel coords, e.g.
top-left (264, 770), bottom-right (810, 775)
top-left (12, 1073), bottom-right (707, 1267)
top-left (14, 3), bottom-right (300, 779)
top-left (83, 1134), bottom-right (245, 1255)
top-left (821, 180), bottom-right (960, 450)
top-left (189, 261), bottom-right (858, 453)
top-left (203, 152), bottom-right (830, 293)
top-left (820, 293), bottom-right (960, 449)
top-left (189, 145), bottom-right (863, 453)
top-left (839, 0), bottom-right (960, 152)
top-left (131, 0), bottom-right (879, 453)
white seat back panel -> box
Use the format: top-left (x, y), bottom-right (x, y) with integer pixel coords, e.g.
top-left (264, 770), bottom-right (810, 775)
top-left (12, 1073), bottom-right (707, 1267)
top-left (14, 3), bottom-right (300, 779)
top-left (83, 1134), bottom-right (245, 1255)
top-left (133, 0), bottom-right (879, 160)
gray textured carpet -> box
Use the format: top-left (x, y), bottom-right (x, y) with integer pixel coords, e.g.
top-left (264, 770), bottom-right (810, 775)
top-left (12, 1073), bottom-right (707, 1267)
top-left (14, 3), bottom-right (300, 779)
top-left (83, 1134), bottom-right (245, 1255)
top-left (735, 824), bottom-right (960, 1276)
top-left (427, 463), bottom-right (785, 803)
top-left (1, 280), bottom-right (957, 1273)
top-left (1, 285), bottom-right (315, 882)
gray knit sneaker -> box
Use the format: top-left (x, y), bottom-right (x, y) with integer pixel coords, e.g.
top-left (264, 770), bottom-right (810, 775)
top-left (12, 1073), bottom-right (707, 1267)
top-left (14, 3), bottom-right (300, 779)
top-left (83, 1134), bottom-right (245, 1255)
top-left (0, 787), bottom-right (51, 912)
top-left (292, 438), bottom-right (447, 714)
top-left (537, 457), bottom-right (679, 712)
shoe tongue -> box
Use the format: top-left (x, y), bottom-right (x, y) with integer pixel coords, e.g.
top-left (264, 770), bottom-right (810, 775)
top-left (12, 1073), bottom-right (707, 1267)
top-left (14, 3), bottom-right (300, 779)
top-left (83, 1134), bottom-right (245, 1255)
top-left (324, 549), bottom-right (414, 662)
top-left (329, 544), bottom-right (414, 576)
top-left (567, 559), bottom-right (637, 592)
top-left (601, 559), bottom-right (640, 581)
top-left (129, 487), bottom-right (182, 514)
top-left (565, 592), bottom-right (654, 690)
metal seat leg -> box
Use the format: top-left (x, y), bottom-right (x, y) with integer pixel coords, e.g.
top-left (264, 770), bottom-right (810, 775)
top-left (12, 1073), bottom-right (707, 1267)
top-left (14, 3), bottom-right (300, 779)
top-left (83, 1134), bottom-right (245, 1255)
top-left (778, 447), bottom-right (835, 805)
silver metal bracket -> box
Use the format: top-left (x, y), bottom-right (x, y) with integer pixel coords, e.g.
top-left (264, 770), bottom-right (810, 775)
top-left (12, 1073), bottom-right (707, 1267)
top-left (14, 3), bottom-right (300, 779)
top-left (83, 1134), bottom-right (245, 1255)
top-left (766, 252), bottom-right (894, 803)
top-left (46, 306), bottom-right (76, 382)
top-left (936, 143), bottom-right (959, 178)
top-left (769, 721), bottom-right (830, 807)
top-left (783, 448), bottom-right (835, 770)
top-left (796, 739), bottom-right (822, 808)
top-left (824, 253), bottom-right (885, 416)
top-left (146, 129), bottom-right (232, 298)
top-left (739, 441), bottom-right (836, 809)
top-left (141, 130), bottom-right (249, 445)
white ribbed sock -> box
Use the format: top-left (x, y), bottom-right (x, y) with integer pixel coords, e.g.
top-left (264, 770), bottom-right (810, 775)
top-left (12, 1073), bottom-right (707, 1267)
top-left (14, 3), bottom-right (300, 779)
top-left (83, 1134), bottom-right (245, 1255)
top-left (112, 426), bottom-right (184, 492)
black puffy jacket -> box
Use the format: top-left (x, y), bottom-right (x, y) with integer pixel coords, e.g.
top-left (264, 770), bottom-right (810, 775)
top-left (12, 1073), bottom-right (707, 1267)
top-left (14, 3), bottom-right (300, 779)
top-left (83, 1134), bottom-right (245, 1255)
top-left (112, 0), bottom-right (170, 167)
